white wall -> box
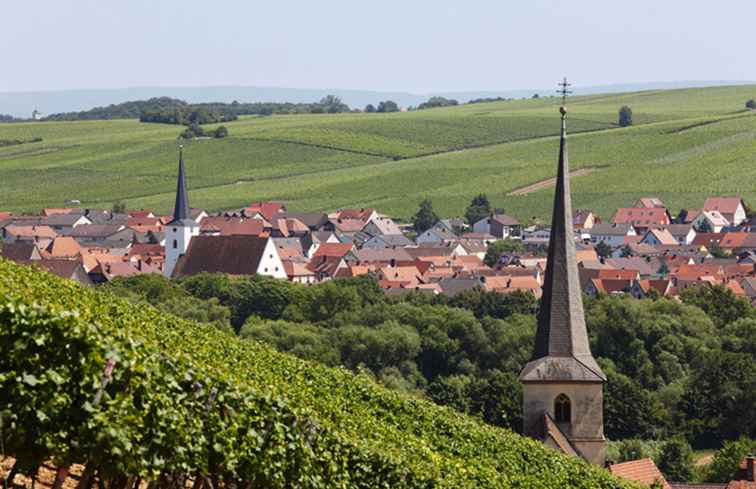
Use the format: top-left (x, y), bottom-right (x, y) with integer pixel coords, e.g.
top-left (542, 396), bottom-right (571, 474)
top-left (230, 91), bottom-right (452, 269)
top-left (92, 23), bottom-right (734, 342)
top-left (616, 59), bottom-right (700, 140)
top-left (256, 238), bottom-right (288, 279)
top-left (164, 223), bottom-right (199, 278)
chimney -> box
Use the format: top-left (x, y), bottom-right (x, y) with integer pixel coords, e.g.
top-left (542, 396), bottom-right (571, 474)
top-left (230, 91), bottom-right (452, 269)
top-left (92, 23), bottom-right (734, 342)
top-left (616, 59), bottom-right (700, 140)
top-left (747, 456), bottom-right (755, 481)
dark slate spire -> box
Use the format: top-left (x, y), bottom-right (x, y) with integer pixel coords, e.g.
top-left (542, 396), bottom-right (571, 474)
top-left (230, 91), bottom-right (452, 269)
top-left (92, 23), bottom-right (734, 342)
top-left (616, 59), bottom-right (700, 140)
top-left (170, 146), bottom-right (192, 225)
top-left (520, 105), bottom-right (605, 382)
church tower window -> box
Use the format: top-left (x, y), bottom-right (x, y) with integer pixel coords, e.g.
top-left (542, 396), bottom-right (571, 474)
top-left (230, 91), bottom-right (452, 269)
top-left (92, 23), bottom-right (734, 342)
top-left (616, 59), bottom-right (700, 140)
top-left (554, 394), bottom-right (571, 423)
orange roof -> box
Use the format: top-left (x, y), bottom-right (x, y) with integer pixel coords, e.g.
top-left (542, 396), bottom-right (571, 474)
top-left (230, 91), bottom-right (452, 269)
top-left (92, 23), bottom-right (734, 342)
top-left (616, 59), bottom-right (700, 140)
top-left (596, 269), bottom-right (640, 280)
top-left (726, 279), bottom-right (747, 297)
top-left (200, 217), bottom-right (266, 236)
top-left (612, 208), bottom-right (670, 226)
top-left (282, 260), bottom-right (315, 278)
top-left (720, 232), bottom-right (750, 249)
top-left (609, 458), bottom-right (670, 489)
top-left (575, 249), bottom-right (599, 263)
top-left (4, 225), bottom-right (58, 239)
top-left (245, 201), bottom-right (286, 221)
top-left (128, 210), bottom-right (155, 219)
top-left (47, 237), bottom-right (82, 257)
top-left (42, 208), bottom-right (77, 216)
top-left (312, 243), bottom-right (353, 258)
top-left (377, 266), bottom-right (422, 286)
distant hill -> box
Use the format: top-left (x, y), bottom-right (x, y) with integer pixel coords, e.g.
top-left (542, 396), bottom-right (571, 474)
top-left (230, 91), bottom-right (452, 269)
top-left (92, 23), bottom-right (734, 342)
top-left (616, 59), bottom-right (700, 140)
top-left (0, 84), bottom-right (755, 221)
top-left (1, 81), bottom-right (754, 118)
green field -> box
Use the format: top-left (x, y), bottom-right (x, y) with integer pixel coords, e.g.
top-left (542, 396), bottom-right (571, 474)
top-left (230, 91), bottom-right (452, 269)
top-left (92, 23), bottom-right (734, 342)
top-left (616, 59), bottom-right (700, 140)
top-left (1, 84), bottom-right (755, 221)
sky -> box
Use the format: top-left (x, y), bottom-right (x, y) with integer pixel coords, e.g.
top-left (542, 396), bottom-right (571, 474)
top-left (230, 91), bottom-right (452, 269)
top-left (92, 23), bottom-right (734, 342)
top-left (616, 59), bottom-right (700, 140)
top-left (3, 0), bottom-right (756, 93)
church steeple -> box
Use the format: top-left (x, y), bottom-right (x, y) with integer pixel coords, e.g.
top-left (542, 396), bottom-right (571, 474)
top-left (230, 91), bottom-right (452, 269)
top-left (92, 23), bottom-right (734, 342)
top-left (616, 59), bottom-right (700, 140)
top-left (164, 146), bottom-right (199, 278)
top-left (170, 146), bottom-right (191, 224)
top-left (519, 83), bottom-right (606, 466)
top-left (520, 103), bottom-right (605, 382)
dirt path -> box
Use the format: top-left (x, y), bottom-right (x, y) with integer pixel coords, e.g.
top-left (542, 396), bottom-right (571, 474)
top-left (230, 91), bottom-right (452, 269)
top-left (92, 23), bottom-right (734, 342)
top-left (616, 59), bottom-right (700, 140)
top-left (507, 168), bottom-right (598, 196)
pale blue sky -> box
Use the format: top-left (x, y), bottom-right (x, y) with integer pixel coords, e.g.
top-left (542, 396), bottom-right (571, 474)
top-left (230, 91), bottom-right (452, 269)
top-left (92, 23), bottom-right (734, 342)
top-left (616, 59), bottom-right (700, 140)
top-left (3, 0), bottom-right (755, 93)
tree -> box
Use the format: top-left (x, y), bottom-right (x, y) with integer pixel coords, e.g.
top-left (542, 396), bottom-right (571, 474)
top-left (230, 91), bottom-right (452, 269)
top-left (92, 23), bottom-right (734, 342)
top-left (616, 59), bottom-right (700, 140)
top-left (746, 99), bottom-right (756, 110)
top-left (615, 438), bottom-right (650, 463)
top-left (364, 104), bottom-right (376, 113)
top-left (412, 198), bottom-right (438, 233)
top-left (417, 96), bottom-right (458, 110)
top-left (619, 106), bottom-right (633, 127)
top-left (620, 244), bottom-right (634, 257)
top-left (465, 194), bottom-right (492, 225)
top-left (595, 241), bottom-right (612, 259)
top-left (484, 239), bottom-right (525, 267)
top-left (704, 437), bottom-right (756, 482)
top-left (377, 100), bottom-right (399, 113)
top-left (318, 95), bottom-right (350, 113)
top-left (679, 284), bottom-right (754, 327)
top-left (112, 201), bottom-right (127, 214)
top-left (694, 218), bottom-right (713, 233)
top-left (658, 437), bottom-right (693, 482)
top-left (213, 126), bottom-right (228, 138)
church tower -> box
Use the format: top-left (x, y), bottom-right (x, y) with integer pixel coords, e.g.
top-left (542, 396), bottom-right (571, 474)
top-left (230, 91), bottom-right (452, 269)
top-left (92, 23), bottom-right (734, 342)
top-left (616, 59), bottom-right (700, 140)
top-left (164, 147), bottom-right (199, 278)
top-left (519, 93), bottom-right (607, 466)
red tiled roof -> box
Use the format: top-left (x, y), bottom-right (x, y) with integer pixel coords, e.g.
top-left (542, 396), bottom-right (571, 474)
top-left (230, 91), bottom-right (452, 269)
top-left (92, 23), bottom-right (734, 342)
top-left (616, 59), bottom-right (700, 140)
top-left (609, 458), bottom-right (671, 489)
top-left (613, 208), bottom-right (670, 226)
top-left (245, 202), bottom-right (286, 221)
top-left (704, 197), bottom-right (744, 215)
top-left (200, 217), bottom-right (267, 236)
top-left (312, 243), bottom-right (353, 258)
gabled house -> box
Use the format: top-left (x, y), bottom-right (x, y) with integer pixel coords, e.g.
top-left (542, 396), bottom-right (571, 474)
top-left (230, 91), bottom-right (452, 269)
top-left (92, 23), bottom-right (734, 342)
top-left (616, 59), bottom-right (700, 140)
top-left (612, 207), bottom-right (671, 232)
top-left (589, 223), bottom-right (637, 247)
top-left (361, 234), bottom-right (414, 249)
top-left (573, 209), bottom-right (598, 230)
top-left (362, 215), bottom-right (402, 236)
top-left (609, 458), bottom-right (670, 489)
top-left (172, 235), bottom-right (287, 279)
top-left (693, 211), bottom-right (730, 233)
top-left (635, 197), bottom-right (666, 209)
top-left (639, 228), bottom-right (678, 246)
top-left (472, 214), bottom-right (521, 239)
top-left (416, 226), bottom-right (457, 244)
top-left (703, 197), bottom-right (748, 226)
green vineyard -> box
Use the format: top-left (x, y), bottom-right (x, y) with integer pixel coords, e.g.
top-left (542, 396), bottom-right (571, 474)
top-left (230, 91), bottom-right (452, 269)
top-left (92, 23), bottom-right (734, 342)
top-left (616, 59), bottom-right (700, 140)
top-left (0, 259), bottom-right (636, 488)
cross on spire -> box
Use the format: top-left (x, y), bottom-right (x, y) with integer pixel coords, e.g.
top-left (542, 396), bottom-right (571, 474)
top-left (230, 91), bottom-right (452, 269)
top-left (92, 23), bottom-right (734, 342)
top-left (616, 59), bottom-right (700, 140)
top-left (557, 77), bottom-right (572, 107)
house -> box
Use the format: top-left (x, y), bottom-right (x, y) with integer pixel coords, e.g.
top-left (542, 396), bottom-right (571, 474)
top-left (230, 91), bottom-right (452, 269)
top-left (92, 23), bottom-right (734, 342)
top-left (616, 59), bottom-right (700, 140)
top-left (89, 259), bottom-right (160, 283)
top-left (640, 228), bottom-right (678, 246)
top-left (2, 225), bottom-right (58, 248)
top-left (416, 226), bottom-right (457, 244)
top-left (483, 275), bottom-right (542, 297)
top-left (199, 217), bottom-right (267, 236)
top-left (437, 277), bottom-right (484, 297)
top-left (609, 458), bottom-right (670, 489)
top-left (244, 201), bottom-right (287, 221)
top-left (703, 197), bottom-right (748, 226)
top-left (41, 213), bottom-right (92, 233)
top-left (333, 207), bottom-right (378, 223)
top-left (664, 224), bottom-right (697, 245)
top-left (573, 209), bottom-right (597, 230)
top-left (472, 214), bottom-right (521, 239)
top-left (0, 242), bottom-right (42, 261)
top-left (19, 259), bottom-right (93, 286)
top-left (352, 247), bottom-right (413, 265)
top-left (172, 235), bottom-right (287, 279)
top-left (612, 207), bottom-right (671, 231)
top-left (584, 278), bottom-right (635, 297)
top-left (69, 224), bottom-right (126, 245)
top-left (635, 197), bottom-right (666, 209)
top-left (589, 223), bottom-right (637, 247)
top-left (435, 218), bottom-right (467, 234)
top-left (282, 260), bottom-right (317, 284)
top-left (362, 215), bottom-right (402, 236)
top-left (361, 234), bottom-right (414, 249)
top-left (719, 232), bottom-right (756, 254)
top-left (693, 211), bottom-right (730, 233)
top-left (301, 231), bottom-right (341, 257)
top-left (277, 212), bottom-right (330, 231)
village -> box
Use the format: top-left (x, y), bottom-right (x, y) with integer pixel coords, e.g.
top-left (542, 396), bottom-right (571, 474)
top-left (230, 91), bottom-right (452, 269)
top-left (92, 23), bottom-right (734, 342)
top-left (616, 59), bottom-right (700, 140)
top-left (1, 153), bottom-right (754, 307)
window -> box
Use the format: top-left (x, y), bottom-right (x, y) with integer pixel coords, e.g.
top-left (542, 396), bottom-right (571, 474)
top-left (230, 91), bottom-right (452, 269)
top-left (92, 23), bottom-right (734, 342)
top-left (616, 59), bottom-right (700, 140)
top-left (173, 228), bottom-right (177, 232)
top-left (172, 240), bottom-right (177, 249)
top-left (554, 394), bottom-right (571, 423)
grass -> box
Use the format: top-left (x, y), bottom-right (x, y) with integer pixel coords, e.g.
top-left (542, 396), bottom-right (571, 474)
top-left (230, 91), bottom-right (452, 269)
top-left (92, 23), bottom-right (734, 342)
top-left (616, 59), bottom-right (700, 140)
top-left (1, 84), bottom-right (755, 221)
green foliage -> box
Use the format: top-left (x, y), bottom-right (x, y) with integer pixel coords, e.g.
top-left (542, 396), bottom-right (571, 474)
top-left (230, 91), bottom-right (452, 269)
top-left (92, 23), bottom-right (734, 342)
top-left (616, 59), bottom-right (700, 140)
top-left (213, 125), bottom-right (228, 138)
top-left (704, 437), bottom-right (756, 482)
top-left (417, 97), bottom-right (458, 110)
top-left (746, 99), bottom-right (756, 109)
top-left (411, 198), bottom-right (438, 233)
top-left (364, 104), bottom-right (376, 113)
top-left (679, 284), bottom-right (754, 327)
top-left (0, 258), bottom-right (637, 488)
top-left (658, 437), bottom-right (694, 482)
top-left (111, 201), bottom-right (126, 214)
top-left (619, 106), bottom-right (633, 127)
top-left (377, 100), bottom-right (399, 113)
top-left (465, 193), bottom-right (492, 226)
top-left (483, 238), bottom-right (526, 267)
top-left (595, 241), bottom-right (612, 258)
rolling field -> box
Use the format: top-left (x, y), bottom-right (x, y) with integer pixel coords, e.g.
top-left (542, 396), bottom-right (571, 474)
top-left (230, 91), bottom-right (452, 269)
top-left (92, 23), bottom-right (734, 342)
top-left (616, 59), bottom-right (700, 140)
top-left (1, 84), bottom-right (755, 221)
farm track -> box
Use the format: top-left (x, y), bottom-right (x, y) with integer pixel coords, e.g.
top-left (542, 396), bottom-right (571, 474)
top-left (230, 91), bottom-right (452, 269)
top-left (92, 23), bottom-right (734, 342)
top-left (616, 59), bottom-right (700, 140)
top-left (507, 168), bottom-right (599, 196)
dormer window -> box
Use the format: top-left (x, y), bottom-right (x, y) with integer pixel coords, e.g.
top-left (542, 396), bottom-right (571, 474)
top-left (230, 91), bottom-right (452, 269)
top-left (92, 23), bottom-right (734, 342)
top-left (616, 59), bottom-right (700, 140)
top-left (555, 394), bottom-right (571, 423)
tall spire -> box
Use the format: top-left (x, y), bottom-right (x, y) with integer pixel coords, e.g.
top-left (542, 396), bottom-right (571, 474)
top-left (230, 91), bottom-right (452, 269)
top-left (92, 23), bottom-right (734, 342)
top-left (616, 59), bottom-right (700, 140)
top-left (521, 97), bottom-right (605, 382)
top-left (170, 146), bottom-right (191, 224)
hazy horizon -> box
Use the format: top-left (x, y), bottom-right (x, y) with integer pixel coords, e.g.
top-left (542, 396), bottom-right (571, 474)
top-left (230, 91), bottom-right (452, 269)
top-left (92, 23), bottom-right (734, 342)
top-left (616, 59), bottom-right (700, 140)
top-left (4, 0), bottom-right (756, 94)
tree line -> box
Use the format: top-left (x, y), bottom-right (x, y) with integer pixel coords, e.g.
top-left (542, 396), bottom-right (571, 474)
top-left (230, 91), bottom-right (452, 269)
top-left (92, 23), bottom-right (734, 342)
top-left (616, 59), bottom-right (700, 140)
top-left (107, 272), bottom-right (755, 452)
